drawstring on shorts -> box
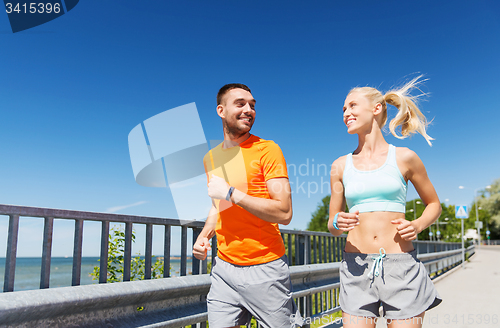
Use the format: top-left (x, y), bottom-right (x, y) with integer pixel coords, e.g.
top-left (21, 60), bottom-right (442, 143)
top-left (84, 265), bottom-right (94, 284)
top-left (368, 248), bottom-right (386, 279)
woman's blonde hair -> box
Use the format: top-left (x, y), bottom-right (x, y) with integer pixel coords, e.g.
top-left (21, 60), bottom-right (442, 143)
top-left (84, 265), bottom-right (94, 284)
top-left (348, 75), bottom-right (433, 146)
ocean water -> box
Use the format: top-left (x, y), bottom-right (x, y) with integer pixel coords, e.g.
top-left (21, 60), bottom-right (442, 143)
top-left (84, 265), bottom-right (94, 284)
top-left (0, 257), bottom-right (192, 293)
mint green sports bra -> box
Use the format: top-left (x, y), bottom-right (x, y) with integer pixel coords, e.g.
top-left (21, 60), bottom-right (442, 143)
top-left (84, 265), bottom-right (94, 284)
top-left (343, 145), bottom-right (407, 213)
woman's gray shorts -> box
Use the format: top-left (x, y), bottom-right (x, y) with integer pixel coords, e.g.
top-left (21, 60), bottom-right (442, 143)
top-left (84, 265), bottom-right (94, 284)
top-left (339, 250), bottom-right (442, 320)
top-left (207, 255), bottom-right (303, 328)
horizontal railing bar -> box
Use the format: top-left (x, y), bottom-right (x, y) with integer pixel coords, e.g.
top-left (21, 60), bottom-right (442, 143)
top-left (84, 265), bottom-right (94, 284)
top-left (0, 204), bottom-right (205, 228)
top-left (418, 246), bottom-right (474, 262)
top-left (421, 247), bottom-right (474, 268)
top-left (290, 262), bottom-right (341, 279)
top-left (292, 282), bottom-right (341, 299)
top-left (423, 256), bottom-right (460, 269)
top-left (0, 274), bottom-right (212, 325)
top-left (281, 229), bottom-right (346, 237)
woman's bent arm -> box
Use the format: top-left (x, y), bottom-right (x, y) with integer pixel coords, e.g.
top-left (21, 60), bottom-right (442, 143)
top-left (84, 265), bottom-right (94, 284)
top-left (397, 148), bottom-right (442, 237)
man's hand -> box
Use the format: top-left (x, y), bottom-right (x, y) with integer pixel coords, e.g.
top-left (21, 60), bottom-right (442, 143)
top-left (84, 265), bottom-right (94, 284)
top-left (391, 218), bottom-right (418, 241)
top-left (208, 174), bottom-right (230, 200)
top-left (193, 236), bottom-right (212, 260)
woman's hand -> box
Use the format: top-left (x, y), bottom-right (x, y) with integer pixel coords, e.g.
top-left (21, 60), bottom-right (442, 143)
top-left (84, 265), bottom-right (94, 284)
top-left (335, 211), bottom-right (360, 231)
top-left (391, 218), bottom-right (419, 241)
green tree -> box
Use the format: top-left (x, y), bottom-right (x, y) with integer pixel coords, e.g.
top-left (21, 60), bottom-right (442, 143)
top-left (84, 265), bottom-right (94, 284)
top-left (90, 226), bottom-right (167, 282)
top-left (307, 195), bottom-right (331, 232)
top-left (478, 179), bottom-right (500, 240)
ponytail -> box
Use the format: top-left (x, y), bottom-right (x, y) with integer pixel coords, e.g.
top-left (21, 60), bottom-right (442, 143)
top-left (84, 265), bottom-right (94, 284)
top-left (348, 75), bottom-right (433, 146)
top-left (384, 75), bottom-right (433, 146)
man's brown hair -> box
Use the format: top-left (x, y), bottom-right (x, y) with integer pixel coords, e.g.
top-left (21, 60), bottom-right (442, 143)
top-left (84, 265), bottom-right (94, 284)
top-left (217, 83), bottom-right (252, 105)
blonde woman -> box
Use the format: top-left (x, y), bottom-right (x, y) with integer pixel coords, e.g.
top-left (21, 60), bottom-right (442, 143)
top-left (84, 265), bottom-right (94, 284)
top-left (328, 76), bottom-right (442, 328)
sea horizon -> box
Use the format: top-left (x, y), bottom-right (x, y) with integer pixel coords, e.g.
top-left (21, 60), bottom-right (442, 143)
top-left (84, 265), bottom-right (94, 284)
top-left (0, 256), bottom-right (210, 293)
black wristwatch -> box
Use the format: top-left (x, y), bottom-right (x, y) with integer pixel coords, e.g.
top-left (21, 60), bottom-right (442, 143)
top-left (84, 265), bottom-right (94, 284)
top-left (226, 186), bottom-right (235, 201)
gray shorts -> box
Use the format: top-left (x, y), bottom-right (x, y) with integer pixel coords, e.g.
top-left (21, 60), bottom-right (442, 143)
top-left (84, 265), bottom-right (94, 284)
top-left (207, 255), bottom-right (303, 328)
top-left (339, 249), bottom-right (442, 320)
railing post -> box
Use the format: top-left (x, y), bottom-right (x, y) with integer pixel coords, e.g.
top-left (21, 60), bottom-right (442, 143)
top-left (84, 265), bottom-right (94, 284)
top-left (211, 235), bottom-right (217, 265)
top-left (145, 223), bottom-right (153, 279)
top-left (192, 228), bottom-right (201, 275)
top-left (305, 235), bottom-right (311, 264)
top-left (313, 235), bottom-right (317, 264)
top-left (164, 225), bottom-right (171, 278)
top-left (305, 293), bottom-right (312, 327)
top-left (181, 225), bottom-right (187, 276)
top-left (335, 238), bottom-right (341, 261)
top-left (40, 217), bottom-right (54, 289)
top-left (342, 238), bottom-right (346, 259)
top-left (322, 236), bottom-right (327, 263)
top-left (287, 234), bottom-right (292, 265)
top-left (296, 235), bottom-right (304, 265)
top-left (123, 222), bottom-right (133, 281)
top-left (3, 215), bottom-right (19, 292)
top-left (99, 221), bottom-right (110, 283)
top-left (295, 234), bottom-right (299, 266)
top-left (72, 219), bottom-right (84, 286)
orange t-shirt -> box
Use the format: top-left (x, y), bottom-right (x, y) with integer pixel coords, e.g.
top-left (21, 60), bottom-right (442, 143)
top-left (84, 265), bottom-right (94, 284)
top-left (203, 135), bottom-right (288, 265)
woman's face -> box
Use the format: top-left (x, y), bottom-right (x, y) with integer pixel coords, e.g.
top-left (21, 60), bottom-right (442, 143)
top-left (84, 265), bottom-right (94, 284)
top-left (343, 91), bottom-right (376, 134)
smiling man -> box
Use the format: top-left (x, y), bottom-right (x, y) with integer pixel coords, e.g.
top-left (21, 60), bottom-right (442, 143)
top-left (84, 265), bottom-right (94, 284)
top-left (193, 83), bottom-right (303, 328)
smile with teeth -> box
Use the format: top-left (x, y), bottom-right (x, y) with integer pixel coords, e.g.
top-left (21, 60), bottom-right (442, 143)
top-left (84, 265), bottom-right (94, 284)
top-left (346, 118), bottom-right (355, 126)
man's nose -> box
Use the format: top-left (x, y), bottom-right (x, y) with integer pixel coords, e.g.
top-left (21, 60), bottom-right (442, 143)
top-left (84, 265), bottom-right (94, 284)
top-left (242, 104), bottom-right (253, 113)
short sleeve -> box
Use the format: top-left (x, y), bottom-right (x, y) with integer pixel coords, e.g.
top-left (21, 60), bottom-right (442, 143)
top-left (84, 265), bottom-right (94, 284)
top-left (261, 141), bottom-right (288, 181)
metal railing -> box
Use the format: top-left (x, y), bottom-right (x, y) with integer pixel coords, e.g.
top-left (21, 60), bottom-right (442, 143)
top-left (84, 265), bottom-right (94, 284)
top-left (1, 204), bottom-right (463, 292)
top-left (0, 204), bottom-right (211, 292)
top-left (0, 246), bottom-right (473, 327)
top-left (0, 204), bottom-right (468, 327)
top-left (419, 245), bottom-right (475, 278)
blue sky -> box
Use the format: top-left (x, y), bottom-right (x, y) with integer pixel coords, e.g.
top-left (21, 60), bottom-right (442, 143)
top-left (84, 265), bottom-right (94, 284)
top-left (1, 0), bottom-right (499, 257)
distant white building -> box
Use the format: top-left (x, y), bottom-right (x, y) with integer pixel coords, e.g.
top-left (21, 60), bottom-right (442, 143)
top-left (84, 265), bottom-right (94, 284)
top-left (464, 228), bottom-right (478, 240)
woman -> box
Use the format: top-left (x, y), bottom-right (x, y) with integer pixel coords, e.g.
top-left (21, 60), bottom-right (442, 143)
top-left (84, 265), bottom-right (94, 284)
top-left (328, 76), bottom-right (442, 328)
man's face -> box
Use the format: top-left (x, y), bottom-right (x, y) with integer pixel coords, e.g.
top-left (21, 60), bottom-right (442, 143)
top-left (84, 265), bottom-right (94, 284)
top-left (218, 88), bottom-right (256, 137)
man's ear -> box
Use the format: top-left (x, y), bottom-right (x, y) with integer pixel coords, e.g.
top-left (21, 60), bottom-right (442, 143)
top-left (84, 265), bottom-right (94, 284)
top-left (217, 104), bottom-right (225, 119)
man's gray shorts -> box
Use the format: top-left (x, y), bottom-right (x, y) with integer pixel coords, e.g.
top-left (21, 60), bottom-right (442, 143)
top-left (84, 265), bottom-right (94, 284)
top-left (339, 250), bottom-right (442, 320)
top-left (207, 255), bottom-right (303, 328)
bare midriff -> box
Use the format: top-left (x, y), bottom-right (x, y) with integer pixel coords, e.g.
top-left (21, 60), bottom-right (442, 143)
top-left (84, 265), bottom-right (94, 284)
top-left (344, 211), bottom-right (415, 254)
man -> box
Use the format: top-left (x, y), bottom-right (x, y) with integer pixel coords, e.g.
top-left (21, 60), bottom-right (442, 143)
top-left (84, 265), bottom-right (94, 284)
top-left (193, 83), bottom-right (303, 328)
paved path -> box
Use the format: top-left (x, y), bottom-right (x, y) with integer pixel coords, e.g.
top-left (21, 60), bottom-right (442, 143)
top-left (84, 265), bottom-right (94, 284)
top-left (374, 246), bottom-right (500, 328)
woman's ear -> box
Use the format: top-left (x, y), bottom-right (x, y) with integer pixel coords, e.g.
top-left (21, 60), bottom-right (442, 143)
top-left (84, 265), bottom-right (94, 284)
top-left (373, 103), bottom-right (383, 116)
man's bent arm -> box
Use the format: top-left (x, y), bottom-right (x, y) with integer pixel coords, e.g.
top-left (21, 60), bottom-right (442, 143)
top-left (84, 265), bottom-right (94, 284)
top-left (230, 177), bottom-right (292, 225)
